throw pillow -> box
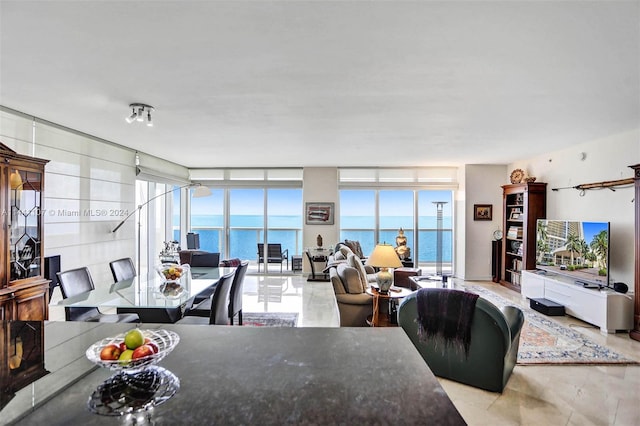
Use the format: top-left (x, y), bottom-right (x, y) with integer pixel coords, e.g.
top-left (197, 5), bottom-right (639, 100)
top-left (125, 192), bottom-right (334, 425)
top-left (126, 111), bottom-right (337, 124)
top-left (337, 264), bottom-right (365, 294)
top-left (347, 254), bottom-right (369, 292)
top-left (344, 240), bottom-right (365, 258)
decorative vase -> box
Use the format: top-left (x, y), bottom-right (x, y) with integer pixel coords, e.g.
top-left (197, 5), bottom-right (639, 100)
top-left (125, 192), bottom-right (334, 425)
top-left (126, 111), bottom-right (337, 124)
top-left (316, 234), bottom-right (323, 248)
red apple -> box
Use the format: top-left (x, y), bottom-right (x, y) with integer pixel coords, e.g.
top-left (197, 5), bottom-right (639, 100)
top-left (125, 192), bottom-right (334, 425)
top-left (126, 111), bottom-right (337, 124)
top-left (132, 344), bottom-right (154, 360)
top-left (119, 342), bottom-right (127, 352)
top-left (100, 344), bottom-right (122, 361)
top-left (144, 338), bottom-right (159, 354)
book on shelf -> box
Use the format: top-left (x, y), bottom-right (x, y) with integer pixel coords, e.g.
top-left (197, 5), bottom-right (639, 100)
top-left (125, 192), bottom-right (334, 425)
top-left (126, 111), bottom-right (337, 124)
top-left (507, 226), bottom-right (523, 239)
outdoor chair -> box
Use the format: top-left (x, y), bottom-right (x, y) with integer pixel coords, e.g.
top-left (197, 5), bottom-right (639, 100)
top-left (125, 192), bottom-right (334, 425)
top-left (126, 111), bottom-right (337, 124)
top-left (57, 267), bottom-right (140, 323)
top-left (257, 243), bottom-right (289, 273)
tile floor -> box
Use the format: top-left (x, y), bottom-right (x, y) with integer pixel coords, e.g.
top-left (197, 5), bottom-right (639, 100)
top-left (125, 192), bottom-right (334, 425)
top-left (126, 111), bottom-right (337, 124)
top-left (49, 272), bottom-right (640, 425)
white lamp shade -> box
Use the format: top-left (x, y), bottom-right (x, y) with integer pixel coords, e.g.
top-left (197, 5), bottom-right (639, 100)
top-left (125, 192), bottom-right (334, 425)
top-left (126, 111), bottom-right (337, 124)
top-left (192, 185), bottom-right (212, 198)
top-left (365, 244), bottom-right (402, 268)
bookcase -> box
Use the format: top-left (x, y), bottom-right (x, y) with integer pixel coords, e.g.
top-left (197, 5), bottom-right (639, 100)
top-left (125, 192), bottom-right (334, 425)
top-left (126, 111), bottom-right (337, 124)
top-left (500, 182), bottom-right (547, 292)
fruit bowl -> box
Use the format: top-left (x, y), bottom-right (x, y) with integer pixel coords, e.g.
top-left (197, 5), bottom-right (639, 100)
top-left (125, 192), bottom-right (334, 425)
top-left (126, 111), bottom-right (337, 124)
top-left (156, 263), bottom-right (188, 283)
top-left (86, 329), bottom-right (179, 373)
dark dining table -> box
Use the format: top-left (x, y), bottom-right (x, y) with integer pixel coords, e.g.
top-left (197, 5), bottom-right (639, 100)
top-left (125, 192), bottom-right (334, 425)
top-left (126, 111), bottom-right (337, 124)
top-left (55, 266), bottom-right (234, 323)
top-left (1, 321), bottom-right (466, 425)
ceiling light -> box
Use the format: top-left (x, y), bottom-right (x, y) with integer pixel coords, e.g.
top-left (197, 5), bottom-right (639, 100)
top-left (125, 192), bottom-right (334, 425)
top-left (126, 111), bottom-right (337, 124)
top-left (126, 103), bottom-right (154, 127)
top-left (125, 107), bottom-right (138, 123)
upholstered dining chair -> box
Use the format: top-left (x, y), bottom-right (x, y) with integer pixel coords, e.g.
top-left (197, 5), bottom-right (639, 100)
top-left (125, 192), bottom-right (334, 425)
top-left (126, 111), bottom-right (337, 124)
top-left (57, 267), bottom-right (140, 323)
top-left (228, 261), bottom-right (248, 325)
top-left (109, 257), bottom-right (136, 282)
top-left (182, 262), bottom-right (248, 324)
top-left (177, 271), bottom-right (235, 325)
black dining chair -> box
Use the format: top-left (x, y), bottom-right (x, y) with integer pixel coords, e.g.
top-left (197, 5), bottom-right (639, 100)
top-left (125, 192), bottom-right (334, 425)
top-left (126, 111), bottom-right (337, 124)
top-left (109, 257), bottom-right (136, 282)
top-left (228, 261), bottom-right (248, 325)
top-left (181, 262), bottom-right (248, 323)
top-left (57, 267), bottom-right (140, 323)
top-left (177, 271), bottom-right (235, 325)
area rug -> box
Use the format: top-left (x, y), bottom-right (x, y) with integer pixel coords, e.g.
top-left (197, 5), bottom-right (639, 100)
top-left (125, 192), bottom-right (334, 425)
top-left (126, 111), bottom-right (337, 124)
top-left (242, 312), bottom-right (298, 327)
top-left (466, 285), bottom-right (638, 365)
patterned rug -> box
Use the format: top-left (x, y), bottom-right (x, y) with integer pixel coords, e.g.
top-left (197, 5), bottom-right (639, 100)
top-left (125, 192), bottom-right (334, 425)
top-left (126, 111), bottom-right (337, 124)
top-left (467, 285), bottom-right (638, 365)
top-left (242, 312), bottom-right (298, 327)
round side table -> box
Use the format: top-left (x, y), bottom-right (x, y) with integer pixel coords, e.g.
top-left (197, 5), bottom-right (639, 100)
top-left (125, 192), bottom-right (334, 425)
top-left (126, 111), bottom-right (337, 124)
top-left (366, 286), bottom-right (413, 326)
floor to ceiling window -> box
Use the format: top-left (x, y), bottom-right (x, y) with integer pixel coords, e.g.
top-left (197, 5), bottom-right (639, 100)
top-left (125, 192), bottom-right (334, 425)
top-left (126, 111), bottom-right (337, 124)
top-left (187, 168), bottom-right (304, 273)
top-left (338, 167), bottom-right (457, 274)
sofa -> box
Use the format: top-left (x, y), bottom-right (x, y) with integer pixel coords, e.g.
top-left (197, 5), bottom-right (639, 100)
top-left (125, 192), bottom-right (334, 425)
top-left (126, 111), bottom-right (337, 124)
top-left (329, 249), bottom-right (378, 327)
top-left (398, 289), bottom-right (524, 392)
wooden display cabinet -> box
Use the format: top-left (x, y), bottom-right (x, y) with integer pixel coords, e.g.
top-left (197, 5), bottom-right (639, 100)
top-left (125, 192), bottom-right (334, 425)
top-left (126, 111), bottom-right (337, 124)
top-left (0, 320), bottom-right (48, 409)
top-left (0, 143), bottom-right (50, 320)
top-left (500, 182), bottom-right (547, 292)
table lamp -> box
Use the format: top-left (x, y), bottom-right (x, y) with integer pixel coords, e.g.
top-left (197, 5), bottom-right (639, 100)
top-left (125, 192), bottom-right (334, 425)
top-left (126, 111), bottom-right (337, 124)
top-left (366, 243), bottom-right (403, 294)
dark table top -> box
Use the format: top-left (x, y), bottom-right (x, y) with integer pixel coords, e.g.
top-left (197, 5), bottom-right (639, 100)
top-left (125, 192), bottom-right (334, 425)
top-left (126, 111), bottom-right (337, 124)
top-left (2, 321), bottom-right (465, 425)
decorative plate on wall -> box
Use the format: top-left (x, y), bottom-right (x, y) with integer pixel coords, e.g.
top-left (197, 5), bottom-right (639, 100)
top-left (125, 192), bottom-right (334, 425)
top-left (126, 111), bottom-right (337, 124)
top-left (510, 169), bottom-right (524, 184)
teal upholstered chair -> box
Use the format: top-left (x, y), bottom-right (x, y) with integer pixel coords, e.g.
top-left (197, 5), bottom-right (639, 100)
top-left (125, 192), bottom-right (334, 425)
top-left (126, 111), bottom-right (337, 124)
top-left (398, 289), bottom-right (524, 392)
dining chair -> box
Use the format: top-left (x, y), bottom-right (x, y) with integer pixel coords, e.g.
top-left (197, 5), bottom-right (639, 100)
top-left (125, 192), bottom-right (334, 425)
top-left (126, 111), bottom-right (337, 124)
top-left (57, 267), bottom-right (140, 323)
top-left (228, 261), bottom-right (248, 325)
top-left (177, 271), bottom-right (235, 325)
top-left (181, 261), bottom-right (248, 323)
top-left (109, 257), bottom-right (136, 282)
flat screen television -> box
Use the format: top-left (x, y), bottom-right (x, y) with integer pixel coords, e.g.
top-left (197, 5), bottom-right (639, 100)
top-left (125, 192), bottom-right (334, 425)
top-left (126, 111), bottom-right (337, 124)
top-left (535, 219), bottom-right (610, 288)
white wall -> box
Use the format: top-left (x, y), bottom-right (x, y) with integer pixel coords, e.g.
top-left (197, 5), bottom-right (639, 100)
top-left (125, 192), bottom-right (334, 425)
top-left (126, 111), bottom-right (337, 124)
top-left (511, 130), bottom-right (639, 285)
top-left (302, 168), bottom-right (339, 272)
top-left (0, 109), bottom-right (137, 286)
top-left (462, 164), bottom-right (507, 280)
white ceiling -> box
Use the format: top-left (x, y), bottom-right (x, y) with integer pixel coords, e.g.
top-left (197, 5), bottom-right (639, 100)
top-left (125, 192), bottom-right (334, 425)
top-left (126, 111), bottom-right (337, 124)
top-left (0, 1), bottom-right (638, 169)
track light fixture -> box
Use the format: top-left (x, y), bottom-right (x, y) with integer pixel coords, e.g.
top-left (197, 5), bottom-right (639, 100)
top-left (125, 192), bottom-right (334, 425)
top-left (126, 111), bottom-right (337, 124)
top-left (125, 103), bottom-right (154, 127)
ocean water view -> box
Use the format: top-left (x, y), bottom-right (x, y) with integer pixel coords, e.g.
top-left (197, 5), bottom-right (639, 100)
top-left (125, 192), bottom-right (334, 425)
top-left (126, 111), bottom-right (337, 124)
top-left (177, 215), bottom-right (453, 264)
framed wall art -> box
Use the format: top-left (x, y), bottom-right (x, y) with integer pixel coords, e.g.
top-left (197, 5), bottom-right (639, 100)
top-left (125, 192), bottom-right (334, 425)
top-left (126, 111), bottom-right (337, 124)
top-left (305, 202), bottom-right (334, 225)
top-left (474, 204), bottom-right (493, 221)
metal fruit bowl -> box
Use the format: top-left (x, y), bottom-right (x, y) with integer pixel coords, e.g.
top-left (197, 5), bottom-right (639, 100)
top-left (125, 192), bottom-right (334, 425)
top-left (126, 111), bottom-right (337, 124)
top-left (86, 329), bottom-right (179, 373)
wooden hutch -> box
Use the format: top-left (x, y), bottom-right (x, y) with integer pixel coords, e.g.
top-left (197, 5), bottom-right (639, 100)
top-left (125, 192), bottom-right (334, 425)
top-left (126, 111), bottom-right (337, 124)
top-left (0, 143), bottom-right (49, 321)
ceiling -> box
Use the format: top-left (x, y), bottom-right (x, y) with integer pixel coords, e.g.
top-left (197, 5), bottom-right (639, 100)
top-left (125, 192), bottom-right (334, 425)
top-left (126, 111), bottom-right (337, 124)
top-left (0, 1), bottom-right (638, 169)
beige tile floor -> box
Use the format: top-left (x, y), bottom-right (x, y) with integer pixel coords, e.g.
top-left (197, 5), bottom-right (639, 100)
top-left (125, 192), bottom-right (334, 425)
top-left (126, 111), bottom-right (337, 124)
top-left (49, 273), bottom-right (640, 425)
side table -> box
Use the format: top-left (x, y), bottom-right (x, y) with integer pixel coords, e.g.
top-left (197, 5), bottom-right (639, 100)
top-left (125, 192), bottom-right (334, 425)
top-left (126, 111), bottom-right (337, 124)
top-left (366, 286), bottom-right (413, 326)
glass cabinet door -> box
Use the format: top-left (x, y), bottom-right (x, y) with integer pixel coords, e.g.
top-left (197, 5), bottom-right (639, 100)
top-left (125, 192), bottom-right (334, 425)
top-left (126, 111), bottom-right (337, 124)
top-left (9, 168), bottom-right (43, 282)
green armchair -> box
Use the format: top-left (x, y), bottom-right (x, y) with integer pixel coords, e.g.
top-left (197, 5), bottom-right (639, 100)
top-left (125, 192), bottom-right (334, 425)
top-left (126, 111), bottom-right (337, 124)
top-left (398, 289), bottom-right (524, 392)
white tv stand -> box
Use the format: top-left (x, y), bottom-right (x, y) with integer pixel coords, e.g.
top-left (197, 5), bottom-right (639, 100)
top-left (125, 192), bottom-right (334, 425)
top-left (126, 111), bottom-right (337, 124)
top-left (521, 270), bottom-right (634, 334)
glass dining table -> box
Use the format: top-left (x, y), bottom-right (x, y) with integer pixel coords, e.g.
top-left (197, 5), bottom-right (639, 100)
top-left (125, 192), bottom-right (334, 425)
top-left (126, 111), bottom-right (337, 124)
top-left (56, 266), bottom-right (235, 323)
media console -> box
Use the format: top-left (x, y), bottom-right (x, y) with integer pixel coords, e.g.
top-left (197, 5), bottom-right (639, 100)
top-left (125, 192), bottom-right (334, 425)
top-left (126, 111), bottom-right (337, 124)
top-left (521, 270), bottom-right (634, 333)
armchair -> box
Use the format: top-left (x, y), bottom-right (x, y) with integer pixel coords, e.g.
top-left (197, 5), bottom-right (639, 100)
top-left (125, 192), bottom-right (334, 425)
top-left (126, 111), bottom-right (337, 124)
top-left (257, 243), bottom-right (289, 272)
top-left (398, 289), bottom-right (524, 392)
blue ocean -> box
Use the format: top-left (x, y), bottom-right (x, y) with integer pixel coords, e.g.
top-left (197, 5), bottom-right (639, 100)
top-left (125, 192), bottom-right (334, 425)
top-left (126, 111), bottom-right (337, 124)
top-left (176, 215), bottom-right (452, 263)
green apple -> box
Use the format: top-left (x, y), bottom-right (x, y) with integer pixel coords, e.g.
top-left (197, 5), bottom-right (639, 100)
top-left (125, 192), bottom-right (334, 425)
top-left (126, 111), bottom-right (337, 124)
top-left (124, 329), bottom-right (145, 350)
top-left (118, 349), bottom-right (134, 365)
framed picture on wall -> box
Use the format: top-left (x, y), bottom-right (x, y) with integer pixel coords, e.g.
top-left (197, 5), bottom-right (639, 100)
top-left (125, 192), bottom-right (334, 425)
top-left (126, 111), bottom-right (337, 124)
top-left (305, 202), bottom-right (335, 225)
top-left (474, 204), bottom-right (493, 221)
